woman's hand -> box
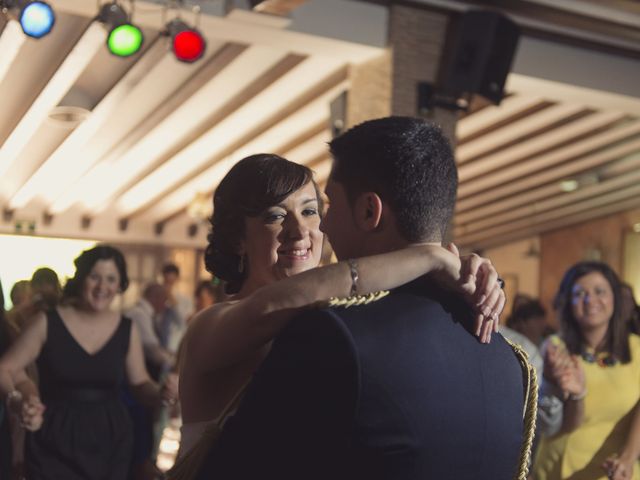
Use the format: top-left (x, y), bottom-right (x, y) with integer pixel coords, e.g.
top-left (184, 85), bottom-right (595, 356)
top-left (161, 373), bottom-right (179, 406)
top-left (544, 344), bottom-right (585, 399)
top-left (17, 394), bottom-right (45, 431)
top-left (603, 453), bottom-right (635, 480)
top-left (429, 244), bottom-right (505, 344)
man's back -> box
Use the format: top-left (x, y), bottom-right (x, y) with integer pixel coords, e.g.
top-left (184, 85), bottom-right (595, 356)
top-left (196, 284), bottom-right (525, 480)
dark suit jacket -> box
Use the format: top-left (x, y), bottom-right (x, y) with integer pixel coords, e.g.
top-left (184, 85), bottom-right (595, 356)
top-left (196, 282), bottom-right (525, 480)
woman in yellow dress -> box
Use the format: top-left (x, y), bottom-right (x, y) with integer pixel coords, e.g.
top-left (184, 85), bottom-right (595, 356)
top-left (534, 261), bottom-right (640, 480)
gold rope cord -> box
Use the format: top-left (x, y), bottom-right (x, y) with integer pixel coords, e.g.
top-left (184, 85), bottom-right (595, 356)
top-left (506, 339), bottom-right (539, 480)
top-left (326, 290), bottom-right (390, 308)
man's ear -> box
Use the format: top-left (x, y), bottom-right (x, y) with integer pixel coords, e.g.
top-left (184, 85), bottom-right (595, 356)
top-left (353, 192), bottom-right (383, 231)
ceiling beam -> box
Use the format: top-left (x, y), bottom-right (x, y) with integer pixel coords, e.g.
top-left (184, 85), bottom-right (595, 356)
top-left (456, 182), bottom-right (640, 245)
top-left (250, 0), bottom-right (309, 16)
top-left (455, 149), bottom-right (640, 225)
top-left (114, 52), bottom-right (306, 217)
top-left (455, 166), bottom-right (640, 236)
top-left (457, 121), bottom-right (640, 203)
top-left (458, 195), bottom-right (640, 251)
top-left (142, 68), bottom-right (348, 224)
top-left (458, 110), bottom-right (626, 182)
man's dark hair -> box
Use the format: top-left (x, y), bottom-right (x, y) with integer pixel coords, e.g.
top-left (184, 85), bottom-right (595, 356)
top-left (329, 116), bottom-right (457, 242)
top-left (162, 263), bottom-right (180, 277)
top-left (205, 153), bottom-right (320, 294)
top-left (554, 261), bottom-right (630, 364)
top-left (31, 267), bottom-right (60, 290)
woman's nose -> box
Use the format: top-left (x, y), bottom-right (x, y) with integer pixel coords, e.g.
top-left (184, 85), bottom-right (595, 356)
top-left (285, 215), bottom-right (308, 239)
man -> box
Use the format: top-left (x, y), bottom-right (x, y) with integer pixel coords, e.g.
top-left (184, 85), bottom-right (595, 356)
top-left (126, 283), bottom-right (175, 379)
top-left (196, 117), bottom-right (531, 479)
top-left (159, 263), bottom-right (193, 353)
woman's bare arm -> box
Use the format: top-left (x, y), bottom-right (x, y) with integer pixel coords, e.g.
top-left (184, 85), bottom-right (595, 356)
top-left (188, 244), bottom-right (500, 374)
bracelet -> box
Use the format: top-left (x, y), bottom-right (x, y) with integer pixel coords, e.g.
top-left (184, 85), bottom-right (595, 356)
top-left (347, 259), bottom-right (359, 296)
top-left (568, 389), bottom-right (587, 401)
top-left (6, 390), bottom-right (22, 405)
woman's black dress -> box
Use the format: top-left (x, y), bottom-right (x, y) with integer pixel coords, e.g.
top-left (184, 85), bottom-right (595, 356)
top-left (26, 310), bottom-right (133, 480)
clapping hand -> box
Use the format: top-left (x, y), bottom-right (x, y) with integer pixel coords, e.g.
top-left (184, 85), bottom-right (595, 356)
top-left (544, 342), bottom-right (586, 399)
top-left (19, 395), bottom-right (46, 432)
top-left (603, 454), bottom-right (634, 480)
top-left (161, 373), bottom-right (179, 407)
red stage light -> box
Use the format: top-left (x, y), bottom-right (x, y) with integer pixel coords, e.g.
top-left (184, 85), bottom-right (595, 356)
top-left (172, 28), bottom-right (205, 63)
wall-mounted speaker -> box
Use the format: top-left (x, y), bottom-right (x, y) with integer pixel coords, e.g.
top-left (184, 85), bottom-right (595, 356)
top-left (438, 10), bottom-right (520, 105)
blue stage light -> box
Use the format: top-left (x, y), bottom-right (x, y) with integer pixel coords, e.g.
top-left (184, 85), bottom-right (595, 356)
top-left (19, 1), bottom-right (55, 39)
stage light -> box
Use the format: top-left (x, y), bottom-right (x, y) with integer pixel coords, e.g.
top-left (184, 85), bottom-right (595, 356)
top-left (97, 1), bottom-right (143, 57)
top-left (19, 1), bottom-right (54, 38)
top-left (166, 18), bottom-right (206, 63)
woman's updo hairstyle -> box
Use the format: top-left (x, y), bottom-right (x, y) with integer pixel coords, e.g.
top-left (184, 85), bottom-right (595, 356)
top-left (205, 154), bottom-right (318, 294)
top-left (62, 245), bottom-right (129, 303)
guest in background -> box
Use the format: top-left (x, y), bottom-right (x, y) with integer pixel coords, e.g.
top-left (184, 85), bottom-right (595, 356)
top-left (0, 245), bottom-right (177, 480)
top-left (6, 281), bottom-right (31, 334)
top-left (507, 294), bottom-right (548, 347)
top-left (534, 261), bottom-right (640, 480)
top-left (193, 280), bottom-right (221, 315)
top-left (29, 268), bottom-right (61, 314)
top-left (621, 283), bottom-right (640, 335)
top-left (160, 264), bottom-right (193, 354)
top-left (0, 278), bottom-right (13, 479)
top-left (127, 283), bottom-right (175, 381)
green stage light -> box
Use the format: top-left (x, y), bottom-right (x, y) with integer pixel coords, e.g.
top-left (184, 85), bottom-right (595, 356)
top-left (107, 23), bottom-right (143, 57)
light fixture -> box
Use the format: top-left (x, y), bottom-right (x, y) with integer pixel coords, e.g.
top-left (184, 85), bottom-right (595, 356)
top-left (18, 0), bottom-right (54, 38)
top-left (560, 179), bottom-right (579, 193)
top-left (166, 18), bottom-right (206, 63)
top-left (1, 0), bottom-right (56, 38)
top-left (97, 1), bottom-right (143, 57)
top-left (633, 223), bottom-right (640, 233)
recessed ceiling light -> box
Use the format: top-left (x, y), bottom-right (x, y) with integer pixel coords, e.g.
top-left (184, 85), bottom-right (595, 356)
top-left (560, 179), bottom-right (579, 192)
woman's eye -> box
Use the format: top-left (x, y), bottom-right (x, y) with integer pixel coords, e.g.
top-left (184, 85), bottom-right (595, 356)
top-left (265, 213), bottom-right (284, 223)
top-left (303, 208), bottom-right (318, 216)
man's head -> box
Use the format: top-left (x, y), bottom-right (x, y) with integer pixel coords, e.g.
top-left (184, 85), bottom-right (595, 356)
top-left (31, 267), bottom-right (62, 309)
top-left (161, 263), bottom-right (180, 290)
top-left (322, 116), bottom-right (457, 259)
top-left (10, 280), bottom-right (31, 308)
top-left (144, 283), bottom-right (168, 314)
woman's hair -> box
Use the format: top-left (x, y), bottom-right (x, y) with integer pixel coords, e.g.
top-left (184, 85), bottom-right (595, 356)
top-left (506, 295), bottom-right (546, 330)
top-left (554, 261), bottom-right (630, 363)
top-left (62, 245), bottom-right (129, 302)
top-left (204, 154), bottom-right (319, 294)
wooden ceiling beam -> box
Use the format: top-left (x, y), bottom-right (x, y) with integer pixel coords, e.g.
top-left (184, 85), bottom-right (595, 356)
top-left (458, 111), bottom-right (626, 182)
top-left (455, 166), bottom-right (640, 236)
top-left (457, 121), bottom-right (640, 203)
top-left (455, 147), bottom-right (640, 225)
top-left (456, 182), bottom-right (640, 245)
top-left (456, 104), bottom-right (586, 163)
top-left (251, 0), bottom-right (309, 16)
top-left (457, 196), bottom-right (640, 251)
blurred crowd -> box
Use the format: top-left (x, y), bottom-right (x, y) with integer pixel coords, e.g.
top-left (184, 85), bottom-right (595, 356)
top-left (0, 250), bottom-right (223, 480)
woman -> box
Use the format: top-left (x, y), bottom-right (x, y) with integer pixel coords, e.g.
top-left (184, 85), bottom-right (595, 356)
top-left (0, 246), bottom-right (177, 480)
top-left (0, 279), bottom-right (13, 479)
top-left (172, 154), bottom-right (505, 477)
top-left (534, 261), bottom-right (640, 480)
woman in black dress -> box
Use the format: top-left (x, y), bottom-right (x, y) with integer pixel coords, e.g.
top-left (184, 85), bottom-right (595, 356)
top-left (0, 246), bottom-right (177, 480)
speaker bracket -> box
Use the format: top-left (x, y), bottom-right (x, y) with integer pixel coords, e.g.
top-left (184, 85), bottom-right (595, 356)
top-left (417, 82), bottom-right (469, 115)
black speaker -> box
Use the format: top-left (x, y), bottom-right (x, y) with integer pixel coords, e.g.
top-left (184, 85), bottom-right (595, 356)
top-left (439, 10), bottom-right (520, 105)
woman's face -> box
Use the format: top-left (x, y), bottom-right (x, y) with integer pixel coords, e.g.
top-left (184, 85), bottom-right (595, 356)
top-left (82, 259), bottom-right (121, 312)
top-left (571, 271), bottom-right (615, 331)
top-left (241, 182), bottom-right (323, 288)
